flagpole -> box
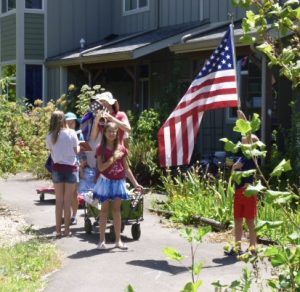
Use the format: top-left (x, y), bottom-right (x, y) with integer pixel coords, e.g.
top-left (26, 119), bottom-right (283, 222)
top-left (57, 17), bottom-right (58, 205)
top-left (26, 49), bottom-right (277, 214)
top-left (229, 23), bottom-right (240, 110)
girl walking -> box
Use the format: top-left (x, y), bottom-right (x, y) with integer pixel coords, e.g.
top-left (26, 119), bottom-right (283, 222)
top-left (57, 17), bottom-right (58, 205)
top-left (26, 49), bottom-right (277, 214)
top-left (93, 122), bottom-right (142, 250)
top-left (46, 111), bottom-right (80, 238)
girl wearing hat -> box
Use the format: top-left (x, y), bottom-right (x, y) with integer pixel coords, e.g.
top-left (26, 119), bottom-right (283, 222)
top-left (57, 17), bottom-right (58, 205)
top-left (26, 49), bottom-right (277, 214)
top-left (65, 112), bottom-right (85, 225)
top-left (90, 91), bottom-right (131, 147)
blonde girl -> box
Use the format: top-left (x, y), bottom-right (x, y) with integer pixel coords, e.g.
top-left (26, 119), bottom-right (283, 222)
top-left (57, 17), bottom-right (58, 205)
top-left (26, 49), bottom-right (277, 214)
top-left (46, 111), bottom-right (80, 238)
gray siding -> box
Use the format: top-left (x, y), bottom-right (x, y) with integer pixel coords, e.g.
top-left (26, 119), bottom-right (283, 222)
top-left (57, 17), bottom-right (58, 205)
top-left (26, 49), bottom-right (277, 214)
top-left (47, 0), bottom-right (112, 58)
top-left (203, 0), bottom-right (245, 22)
top-left (112, 0), bottom-right (156, 34)
top-left (113, 0), bottom-right (245, 35)
top-left (0, 14), bottom-right (16, 62)
top-left (24, 13), bottom-right (44, 60)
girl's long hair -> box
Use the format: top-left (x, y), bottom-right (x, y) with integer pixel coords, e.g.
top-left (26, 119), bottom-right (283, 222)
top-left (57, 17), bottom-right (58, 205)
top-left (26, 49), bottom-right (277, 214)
top-left (101, 122), bottom-right (119, 162)
top-left (49, 111), bottom-right (65, 144)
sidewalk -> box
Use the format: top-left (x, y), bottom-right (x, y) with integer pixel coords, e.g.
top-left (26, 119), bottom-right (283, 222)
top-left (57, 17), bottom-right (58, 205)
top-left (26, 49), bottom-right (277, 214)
top-left (0, 173), bottom-right (249, 292)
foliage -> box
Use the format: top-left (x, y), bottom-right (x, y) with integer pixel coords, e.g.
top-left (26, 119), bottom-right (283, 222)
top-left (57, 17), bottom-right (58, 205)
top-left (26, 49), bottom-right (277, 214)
top-left (0, 65), bottom-right (16, 102)
top-left (0, 94), bottom-right (56, 178)
top-left (0, 239), bottom-right (61, 291)
top-left (163, 227), bottom-right (210, 292)
top-left (75, 84), bottom-right (105, 117)
top-left (159, 167), bottom-right (234, 226)
top-left (128, 108), bottom-right (162, 186)
top-left (233, 0), bottom-right (300, 88)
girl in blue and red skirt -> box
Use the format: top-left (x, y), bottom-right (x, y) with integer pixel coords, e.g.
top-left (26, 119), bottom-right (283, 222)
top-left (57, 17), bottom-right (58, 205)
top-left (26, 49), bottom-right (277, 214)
top-left (93, 122), bottom-right (142, 250)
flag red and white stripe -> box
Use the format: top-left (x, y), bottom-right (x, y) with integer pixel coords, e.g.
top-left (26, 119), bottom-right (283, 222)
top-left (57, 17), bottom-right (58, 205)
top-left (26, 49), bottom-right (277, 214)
top-left (158, 25), bottom-right (239, 167)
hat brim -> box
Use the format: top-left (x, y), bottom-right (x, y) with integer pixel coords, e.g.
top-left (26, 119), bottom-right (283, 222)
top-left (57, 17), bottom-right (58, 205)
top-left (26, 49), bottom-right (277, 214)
top-left (98, 97), bottom-right (116, 105)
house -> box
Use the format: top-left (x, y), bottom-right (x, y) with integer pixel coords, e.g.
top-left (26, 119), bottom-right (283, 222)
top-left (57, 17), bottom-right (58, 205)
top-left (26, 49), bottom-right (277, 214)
top-left (0, 0), bottom-right (292, 160)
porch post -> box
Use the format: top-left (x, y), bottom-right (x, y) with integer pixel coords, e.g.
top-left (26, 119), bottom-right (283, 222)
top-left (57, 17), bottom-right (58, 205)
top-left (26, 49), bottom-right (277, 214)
top-left (16, 1), bottom-right (25, 99)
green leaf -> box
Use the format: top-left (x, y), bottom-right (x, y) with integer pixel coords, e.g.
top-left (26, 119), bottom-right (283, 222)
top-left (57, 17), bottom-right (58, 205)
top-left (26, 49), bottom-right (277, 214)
top-left (295, 7), bottom-right (300, 19)
top-left (264, 246), bottom-right (281, 257)
top-left (234, 119), bottom-right (252, 135)
top-left (244, 181), bottom-right (266, 197)
top-left (211, 280), bottom-right (227, 288)
top-left (229, 280), bottom-right (241, 288)
top-left (220, 138), bottom-right (239, 153)
top-left (250, 113), bottom-right (261, 132)
top-left (163, 247), bottom-right (185, 261)
top-left (125, 284), bottom-right (135, 292)
top-left (181, 281), bottom-right (203, 292)
top-left (270, 253), bottom-right (288, 267)
top-left (255, 220), bottom-right (283, 231)
top-left (231, 169), bottom-right (256, 185)
top-left (193, 262), bottom-right (203, 276)
top-left (271, 159), bottom-right (292, 177)
top-left (265, 190), bottom-right (293, 204)
top-left (240, 34), bottom-right (256, 45)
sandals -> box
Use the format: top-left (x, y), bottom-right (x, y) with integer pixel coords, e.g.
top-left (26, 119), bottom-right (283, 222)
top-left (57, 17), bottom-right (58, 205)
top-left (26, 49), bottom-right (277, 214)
top-left (97, 242), bottom-right (107, 250)
top-left (114, 242), bottom-right (128, 250)
top-left (63, 231), bottom-right (73, 237)
top-left (55, 232), bottom-right (62, 239)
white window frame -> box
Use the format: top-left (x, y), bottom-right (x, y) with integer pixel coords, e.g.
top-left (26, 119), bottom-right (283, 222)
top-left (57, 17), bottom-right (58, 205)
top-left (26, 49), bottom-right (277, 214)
top-left (1, 0), bottom-right (16, 15)
top-left (123, 0), bottom-right (149, 16)
top-left (24, 0), bottom-right (44, 12)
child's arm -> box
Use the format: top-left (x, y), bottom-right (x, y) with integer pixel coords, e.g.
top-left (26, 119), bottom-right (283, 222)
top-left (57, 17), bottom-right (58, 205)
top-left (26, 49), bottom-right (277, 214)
top-left (123, 158), bottom-right (143, 190)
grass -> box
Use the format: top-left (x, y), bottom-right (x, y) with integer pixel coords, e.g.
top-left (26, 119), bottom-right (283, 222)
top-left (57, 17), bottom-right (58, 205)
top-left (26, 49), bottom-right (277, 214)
top-left (0, 238), bottom-right (62, 292)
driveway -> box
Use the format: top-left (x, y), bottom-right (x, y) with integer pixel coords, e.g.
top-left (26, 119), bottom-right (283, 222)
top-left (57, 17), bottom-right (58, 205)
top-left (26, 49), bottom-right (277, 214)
top-left (0, 173), bottom-right (245, 292)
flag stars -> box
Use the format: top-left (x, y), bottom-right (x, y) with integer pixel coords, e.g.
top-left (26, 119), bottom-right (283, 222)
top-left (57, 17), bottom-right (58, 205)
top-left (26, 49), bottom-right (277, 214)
top-left (226, 55), bottom-right (231, 59)
top-left (222, 59), bottom-right (226, 64)
top-left (227, 63), bottom-right (232, 68)
top-left (225, 46), bottom-right (229, 51)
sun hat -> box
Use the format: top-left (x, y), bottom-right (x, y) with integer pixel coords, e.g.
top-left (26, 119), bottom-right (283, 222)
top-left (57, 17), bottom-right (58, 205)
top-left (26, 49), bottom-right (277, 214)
top-left (65, 112), bottom-right (78, 121)
top-left (94, 91), bottom-right (116, 105)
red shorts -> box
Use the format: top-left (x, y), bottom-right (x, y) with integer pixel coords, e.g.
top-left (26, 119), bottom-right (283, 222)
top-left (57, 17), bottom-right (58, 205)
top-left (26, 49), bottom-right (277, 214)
top-left (234, 188), bottom-right (257, 219)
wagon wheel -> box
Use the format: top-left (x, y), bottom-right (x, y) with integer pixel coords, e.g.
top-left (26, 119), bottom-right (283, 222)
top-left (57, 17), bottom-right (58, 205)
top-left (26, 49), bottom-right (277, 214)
top-left (131, 223), bottom-right (141, 240)
top-left (121, 222), bottom-right (125, 233)
top-left (108, 225), bottom-right (116, 242)
top-left (84, 218), bottom-right (92, 234)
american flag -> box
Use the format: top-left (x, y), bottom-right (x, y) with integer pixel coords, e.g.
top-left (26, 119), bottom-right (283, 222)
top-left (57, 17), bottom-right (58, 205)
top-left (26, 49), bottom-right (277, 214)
top-left (158, 25), bottom-right (239, 167)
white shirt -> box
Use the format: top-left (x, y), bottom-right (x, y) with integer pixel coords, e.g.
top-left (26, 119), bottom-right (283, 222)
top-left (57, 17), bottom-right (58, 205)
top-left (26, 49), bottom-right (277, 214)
top-left (46, 128), bottom-right (79, 165)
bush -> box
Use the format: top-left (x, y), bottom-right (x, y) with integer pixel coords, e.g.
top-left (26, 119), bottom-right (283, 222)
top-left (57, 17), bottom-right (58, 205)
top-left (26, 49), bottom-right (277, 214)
top-left (0, 95), bottom-right (56, 178)
top-left (128, 108), bottom-right (162, 186)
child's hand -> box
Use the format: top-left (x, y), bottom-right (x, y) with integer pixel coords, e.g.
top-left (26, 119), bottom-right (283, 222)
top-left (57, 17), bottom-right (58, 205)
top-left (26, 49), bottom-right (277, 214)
top-left (113, 150), bottom-right (123, 161)
top-left (134, 184), bottom-right (143, 192)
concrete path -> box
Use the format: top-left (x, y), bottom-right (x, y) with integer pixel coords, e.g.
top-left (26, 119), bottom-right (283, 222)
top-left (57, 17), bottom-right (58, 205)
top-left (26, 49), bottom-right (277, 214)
top-left (0, 173), bottom-right (246, 292)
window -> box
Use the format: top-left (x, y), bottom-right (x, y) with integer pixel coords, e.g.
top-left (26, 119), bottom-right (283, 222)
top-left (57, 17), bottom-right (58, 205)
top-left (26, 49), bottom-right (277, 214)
top-left (26, 65), bottom-right (43, 104)
top-left (1, 0), bottom-right (15, 13)
top-left (123, 0), bottom-right (149, 14)
top-left (25, 0), bottom-right (42, 9)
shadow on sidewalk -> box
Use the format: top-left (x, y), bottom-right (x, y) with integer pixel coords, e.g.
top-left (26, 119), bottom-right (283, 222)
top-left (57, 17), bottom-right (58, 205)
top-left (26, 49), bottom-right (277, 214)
top-left (127, 259), bottom-right (187, 275)
top-left (212, 256), bottom-right (239, 266)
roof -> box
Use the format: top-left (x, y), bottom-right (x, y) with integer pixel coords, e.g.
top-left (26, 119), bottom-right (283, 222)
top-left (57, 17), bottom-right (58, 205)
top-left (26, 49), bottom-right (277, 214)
top-left (46, 20), bottom-right (232, 67)
top-left (170, 22), bottom-right (259, 54)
